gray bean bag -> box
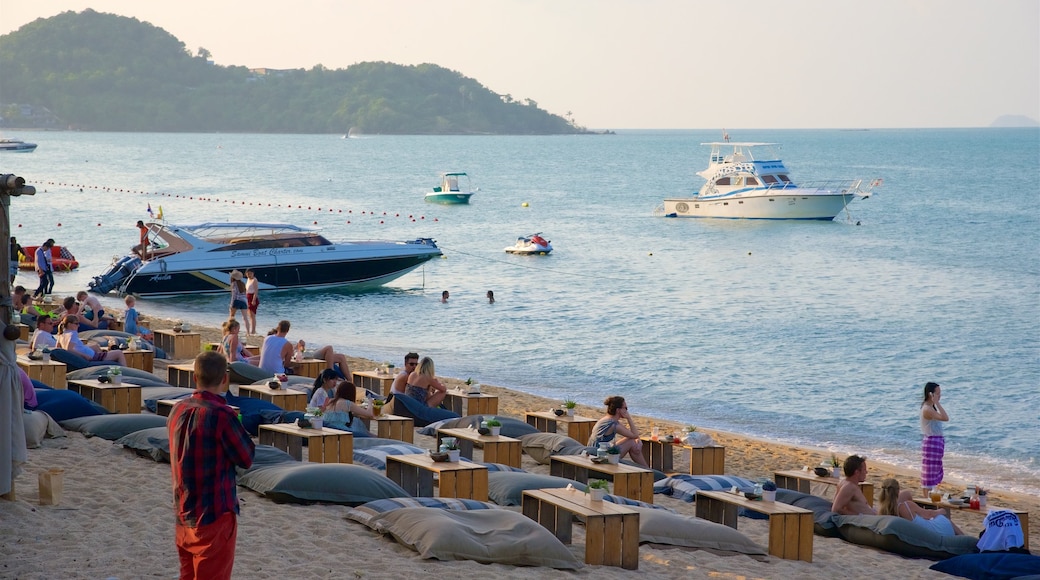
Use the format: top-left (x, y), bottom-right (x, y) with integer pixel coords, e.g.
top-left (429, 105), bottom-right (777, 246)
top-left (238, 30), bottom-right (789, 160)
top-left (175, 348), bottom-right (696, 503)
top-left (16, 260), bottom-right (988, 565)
top-left (775, 488), bottom-right (842, 537)
top-left (833, 514), bottom-right (980, 559)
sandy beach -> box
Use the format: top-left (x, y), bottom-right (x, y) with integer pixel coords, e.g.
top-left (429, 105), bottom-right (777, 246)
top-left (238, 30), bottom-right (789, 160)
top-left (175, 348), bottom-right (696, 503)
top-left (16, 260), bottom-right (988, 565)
top-left (3, 318), bottom-right (1036, 579)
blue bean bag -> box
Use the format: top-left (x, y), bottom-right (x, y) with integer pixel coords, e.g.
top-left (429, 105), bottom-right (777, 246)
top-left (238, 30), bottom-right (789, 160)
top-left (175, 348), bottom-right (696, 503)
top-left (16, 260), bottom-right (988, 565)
top-left (33, 388), bottom-right (107, 422)
top-left (929, 551), bottom-right (1040, 579)
top-left (46, 348), bottom-right (117, 371)
top-left (389, 393), bottom-right (460, 428)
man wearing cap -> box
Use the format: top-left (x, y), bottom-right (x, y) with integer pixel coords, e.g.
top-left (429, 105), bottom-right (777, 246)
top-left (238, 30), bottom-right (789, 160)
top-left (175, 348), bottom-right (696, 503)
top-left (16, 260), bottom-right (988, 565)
top-left (32, 238), bottom-right (55, 299)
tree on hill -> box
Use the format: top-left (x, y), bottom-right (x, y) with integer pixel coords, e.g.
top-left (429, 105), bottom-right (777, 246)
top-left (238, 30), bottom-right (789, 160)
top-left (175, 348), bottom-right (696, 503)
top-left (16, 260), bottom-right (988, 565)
top-left (0, 9), bottom-right (585, 134)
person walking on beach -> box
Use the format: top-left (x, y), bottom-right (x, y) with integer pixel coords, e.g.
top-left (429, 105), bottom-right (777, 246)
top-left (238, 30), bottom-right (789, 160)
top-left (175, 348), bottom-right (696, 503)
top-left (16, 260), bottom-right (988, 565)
top-left (831, 455), bottom-right (877, 515)
top-left (228, 270), bottom-right (247, 324)
top-left (32, 238), bottom-right (55, 299)
top-left (244, 269), bottom-right (259, 335)
top-left (168, 351), bottom-right (255, 580)
top-left (921, 382), bottom-right (949, 491)
top-left (588, 395), bottom-right (650, 468)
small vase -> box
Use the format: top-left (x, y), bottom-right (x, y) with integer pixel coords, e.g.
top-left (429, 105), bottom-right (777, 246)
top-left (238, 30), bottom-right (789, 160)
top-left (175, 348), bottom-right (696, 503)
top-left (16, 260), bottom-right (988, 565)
top-left (762, 490), bottom-right (777, 502)
top-left (111, 375), bottom-right (122, 386)
top-left (490, 427), bottom-right (501, 437)
top-left (566, 408), bottom-right (574, 416)
top-left (608, 454), bottom-right (620, 464)
top-left (832, 467), bottom-right (842, 479)
top-left (42, 353), bottom-right (51, 363)
top-left (311, 417), bottom-right (323, 430)
top-left (448, 450), bottom-right (461, 462)
top-left (589, 488), bottom-right (606, 501)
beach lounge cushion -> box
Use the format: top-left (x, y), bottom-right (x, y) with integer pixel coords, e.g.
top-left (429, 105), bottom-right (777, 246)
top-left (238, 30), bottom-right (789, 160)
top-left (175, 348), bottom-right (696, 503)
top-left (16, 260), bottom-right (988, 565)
top-left (368, 507), bottom-right (582, 569)
top-left (237, 462), bottom-right (409, 505)
top-left (116, 426), bottom-right (170, 462)
top-left (833, 514), bottom-right (981, 559)
top-left (23, 410), bottom-right (65, 448)
top-left (481, 462), bottom-right (527, 473)
top-left (418, 415), bottom-right (539, 439)
top-left (632, 506), bottom-right (768, 557)
top-left (248, 444), bottom-right (297, 468)
top-left (652, 474), bottom-right (756, 503)
top-left (389, 393), bottom-right (460, 427)
top-left (228, 361), bottom-right (271, 384)
top-left (59, 413), bottom-right (168, 440)
top-left (929, 551), bottom-right (1040, 579)
top-left (602, 493), bottom-right (676, 512)
top-left (352, 443), bottom-right (427, 470)
top-left (46, 348), bottom-right (117, 371)
top-left (33, 388), bottom-right (107, 422)
top-left (518, 432), bottom-right (587, 464)
top-left (775, 488), bottom-right (841, 537)
top-left (347, 497), bottom-right (502, 530)
top-left (487, 471), bottom-right (585, 506)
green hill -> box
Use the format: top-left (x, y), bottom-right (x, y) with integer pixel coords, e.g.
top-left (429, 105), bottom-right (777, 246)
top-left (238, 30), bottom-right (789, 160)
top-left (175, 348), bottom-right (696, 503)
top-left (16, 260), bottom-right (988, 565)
top-left (0, 9), bottom-right (585, 134)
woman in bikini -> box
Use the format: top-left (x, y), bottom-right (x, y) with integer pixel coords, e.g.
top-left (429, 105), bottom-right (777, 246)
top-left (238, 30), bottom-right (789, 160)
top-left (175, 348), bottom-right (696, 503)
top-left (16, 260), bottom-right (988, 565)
top-left (404, 356), bottom-right (447, 407)
top-left (878, 478), bottom-right (963, 536)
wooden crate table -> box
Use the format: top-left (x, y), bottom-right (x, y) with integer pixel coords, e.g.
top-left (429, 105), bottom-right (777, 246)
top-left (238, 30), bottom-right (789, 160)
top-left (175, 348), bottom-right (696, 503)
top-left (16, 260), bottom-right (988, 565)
top-left (639, 436), bottom-right (693, 472)
top-left (17, 357), bottom-right (67, 389)
top-left (167, 363), bottom-right (196, 389)
top-left (436, 427), bottom-right (522, 468)
top-left (360, 414), bottom-right (414, 443)
top-left (107, 319), bottom-right (124, 332)
top-left (549, 454), bottom-right (654, 503)
top-left (238, 383), bottom-right (308, 412)
top-left (288, 358), bottom-right (323, 379)
top-left (913, 497), bottom-right (1029, 550)
top-left (153, 329), bottom-right (201, 360)
top-left (353, 370), bottom-right (397, 397)
top-left (524, 410), bottom-right (597, 446)
top-left (522, 487), bottom-right (640, 569)
top-left (686, 445), bottom-right (726, 475)
top-left (385, 453), bottom-right (488, 501)
top-left (15, 323), bottom-right (29, 341)
top-left (123, 349), bottom-right (154, 373)
top-left (258, 423), bottom-right (353, 463)
top-left (775, 469), bottom-right (875, 507)
top-left (696, 489), bottom-right (814, 562)
top-left (444, 390), bottom-right (499, 416)
top-left (67, 379), bottom-right (142, 415)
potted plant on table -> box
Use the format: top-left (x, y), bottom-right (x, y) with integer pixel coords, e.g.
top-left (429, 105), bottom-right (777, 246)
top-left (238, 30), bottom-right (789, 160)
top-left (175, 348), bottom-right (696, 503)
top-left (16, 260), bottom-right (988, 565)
top-left (829, 454), bottom-right (842, 479)
top-left (443, 438), bottom-right (461, 462)
top-left (587, 479), bottom-right (609, 501)
top-left (761, 481), bottom-right (778, 502)
top-left (606, 445), bottom-right (621, 464)
top-left (485, 418), bottom-right (502, 437)
top-left (562, 399), bottom-right (577, 416)
top-left (107, 366), bottom-right (123, 385)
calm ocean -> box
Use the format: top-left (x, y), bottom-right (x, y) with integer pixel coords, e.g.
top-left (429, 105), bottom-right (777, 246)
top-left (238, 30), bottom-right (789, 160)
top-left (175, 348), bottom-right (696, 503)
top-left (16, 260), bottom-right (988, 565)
top-left (5, 128), bottom-right (1038, 494)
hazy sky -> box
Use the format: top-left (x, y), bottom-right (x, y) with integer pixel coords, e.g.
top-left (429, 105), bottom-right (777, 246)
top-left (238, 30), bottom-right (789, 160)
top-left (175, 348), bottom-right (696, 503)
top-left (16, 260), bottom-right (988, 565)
top-left (3, 1), bottom-right (1038, 129)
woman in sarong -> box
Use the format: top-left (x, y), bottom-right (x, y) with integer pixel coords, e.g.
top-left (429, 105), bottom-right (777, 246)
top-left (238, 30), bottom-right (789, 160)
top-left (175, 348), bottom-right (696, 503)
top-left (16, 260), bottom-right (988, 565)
top-left (920, 382), bottom-right (949, 490)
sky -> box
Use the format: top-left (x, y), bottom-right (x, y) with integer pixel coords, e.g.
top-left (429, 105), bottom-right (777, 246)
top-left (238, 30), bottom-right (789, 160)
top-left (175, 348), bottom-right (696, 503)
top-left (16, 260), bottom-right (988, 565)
top-left (2, 0), bottom-right (1038, 129)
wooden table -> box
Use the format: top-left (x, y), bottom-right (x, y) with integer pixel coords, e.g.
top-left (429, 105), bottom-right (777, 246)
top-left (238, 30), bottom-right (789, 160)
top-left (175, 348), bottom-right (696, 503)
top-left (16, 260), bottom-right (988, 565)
top-left (444, 390), bottom-right (499, 416)
top-left (288, 358), bottom-right (324, 379)
top-left (523, 487), bottom-right (640, 569)
top-left (639, 437), bottom-right (727, 474)
top-left (67, 378), bottom-right (142, 414)
top-left (696, 489), bottom-right (814, 562)
top-left (914, 497), bottom-right (1029, 550)
top-left (17, 357), bottom-right (67, 389)
top-left (361, 414), bottom-right (414, 443)
top-left (107, 319), bottom-right (124, 332)
top-left (259, 423), bottom-right (353, 463)
top-left (123, 349), bottom-right (154, 373)
top-left (238, 383), bottom-right (308, 412)
top-left (353, 370), bottom-right (397, 397)
top-left (549, 454), bottom-right (654, 503)
top-left (15, 323), bottom-right (29, 341)
top-left (524, 410), bottom-right (597, 445)
top-left (774, 469), bottom-right (875, 507)
top-left (167, 363), bottom-right (195, 389)
top-left (385, 453), bottom-right (488, 501)
top-left (436, 427), bottom-right (522, 468)
top-left (154, 329), bottom-right (201, 360)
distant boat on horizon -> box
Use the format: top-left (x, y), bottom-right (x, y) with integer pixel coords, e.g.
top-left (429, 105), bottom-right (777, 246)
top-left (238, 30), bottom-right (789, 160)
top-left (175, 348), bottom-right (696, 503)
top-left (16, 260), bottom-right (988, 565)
top-left (0, 138), bottom-right (37, 152)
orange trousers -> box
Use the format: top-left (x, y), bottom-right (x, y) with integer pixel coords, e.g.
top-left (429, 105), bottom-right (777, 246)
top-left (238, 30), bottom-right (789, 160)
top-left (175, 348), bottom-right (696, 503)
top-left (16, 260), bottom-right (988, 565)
top-left (175, 512), bottom-right (237, 580)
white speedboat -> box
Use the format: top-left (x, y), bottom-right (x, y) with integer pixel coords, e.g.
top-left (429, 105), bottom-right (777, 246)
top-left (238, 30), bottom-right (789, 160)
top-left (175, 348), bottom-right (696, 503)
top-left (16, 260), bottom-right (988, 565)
top-left (660, 142), bottom-right (879, 220)
top-left (425, 172), bottom-right (477, 204)
top-left (505, 233), bottom-right (552, 255)
top-left (89, 222), bottom-right (441, 297)
top-left (0, 138), bottom-right (37, 152)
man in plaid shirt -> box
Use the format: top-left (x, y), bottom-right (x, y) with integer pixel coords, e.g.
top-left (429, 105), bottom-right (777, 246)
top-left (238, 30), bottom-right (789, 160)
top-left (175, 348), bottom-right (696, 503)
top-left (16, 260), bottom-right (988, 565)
top-left (169, 351), bottom-right (255, 579)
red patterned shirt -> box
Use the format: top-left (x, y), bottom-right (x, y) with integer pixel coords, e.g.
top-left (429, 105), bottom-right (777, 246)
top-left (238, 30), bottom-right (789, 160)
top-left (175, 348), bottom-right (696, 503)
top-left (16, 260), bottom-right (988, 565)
top-left (169, 390), bottom-right (254, 527)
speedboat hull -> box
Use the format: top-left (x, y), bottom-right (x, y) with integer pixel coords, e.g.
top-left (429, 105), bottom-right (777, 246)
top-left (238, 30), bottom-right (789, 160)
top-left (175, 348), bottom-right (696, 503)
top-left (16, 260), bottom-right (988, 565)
top-left (663, 190), bottom-right (860, 220)
top-left (425, 192), bottom-right (473, 204)
top-left (0, 139), bottom-right (37, 152)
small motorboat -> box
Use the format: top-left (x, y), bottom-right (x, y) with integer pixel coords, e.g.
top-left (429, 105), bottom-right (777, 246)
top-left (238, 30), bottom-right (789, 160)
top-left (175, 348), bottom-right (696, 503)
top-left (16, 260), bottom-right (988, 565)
top-left (0, 138), bottom-right (37, 153)
top-left (505, 233), bottom-right (552, 255)
top-left (425, 172), bottom-right (477, 204)
top-left (19, 245), bottom-right (79, 271)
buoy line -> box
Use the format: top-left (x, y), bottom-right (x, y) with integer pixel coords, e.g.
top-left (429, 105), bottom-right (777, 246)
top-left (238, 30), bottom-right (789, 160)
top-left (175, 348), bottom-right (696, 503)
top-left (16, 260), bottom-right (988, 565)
top-left (437, 244), bottom-right (634, 281)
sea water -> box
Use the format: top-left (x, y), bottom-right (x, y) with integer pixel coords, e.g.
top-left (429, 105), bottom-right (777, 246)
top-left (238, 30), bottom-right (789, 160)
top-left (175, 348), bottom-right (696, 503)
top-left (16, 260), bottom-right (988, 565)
top-left (5, 128), bottom-right (1038, 494)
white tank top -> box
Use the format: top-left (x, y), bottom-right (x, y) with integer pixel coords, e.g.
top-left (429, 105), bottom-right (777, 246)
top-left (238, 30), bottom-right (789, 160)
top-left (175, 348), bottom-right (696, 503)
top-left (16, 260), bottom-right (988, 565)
top-left (920, 404), bottom-right (944, 436)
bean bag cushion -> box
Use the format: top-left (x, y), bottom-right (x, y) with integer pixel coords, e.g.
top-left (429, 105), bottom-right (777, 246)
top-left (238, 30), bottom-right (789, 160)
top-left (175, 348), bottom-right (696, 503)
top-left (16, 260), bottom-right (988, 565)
top-left (775, 488), bottom-right (841, 537)
top-left (653, 474), bottom-right (756, 503)
top-left (389, 393), bottom-right (460, 427)
top-left (631, 506), bottom-right (768, 558)
top-left (229, 362), bottom-right (272, 385)
top-left (603, 493), bottom-right (676, 512)
top-left (225, 393), bottom-right (295, 436)
top-left (833, 514), bottom-right (981, 559)
top-left (140, 387), bottom-right (194, 413)
top-left (34, 388), bottom-right (106, 422)
top-left (418, 415), bottom-right (539, 439)
top-left (487, 472), bottom-right (584, 506)
top-left (237, 462), bottom-right (409, 505)
top-left (518, 432), bottom-right (586, 464)
top-left (60, 413), bottom-right (169, 441)
top-left (481, 462), bottom-right (526, 473)
top-left (352, 437), bottom-right (417, 450)
top-left (353, 443), bottom-right (427, 470)
top-left (46, 348), bottom-right (117, 371)
top-left (247, 444), bottom-right (297, 468)
top-left (116, 426), bottom-right (170, 462)
top-left (368, 507), bottom-right (582, 569)
top-left (24, 410), bottom-right (65, 448)
top-left (347, 497), bottom-right (503, 529)
top-left (78, 330), bottom-right (165, 358)
top-left (929, 551), bottom-right (1040, 579)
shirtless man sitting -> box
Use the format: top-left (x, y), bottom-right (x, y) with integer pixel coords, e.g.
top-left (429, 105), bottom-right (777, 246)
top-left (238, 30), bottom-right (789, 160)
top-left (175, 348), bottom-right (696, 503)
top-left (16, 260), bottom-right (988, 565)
top-left (831, 455), bottom-right (877, 515)
top-left (390, 352), bottom-right (419, 397)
